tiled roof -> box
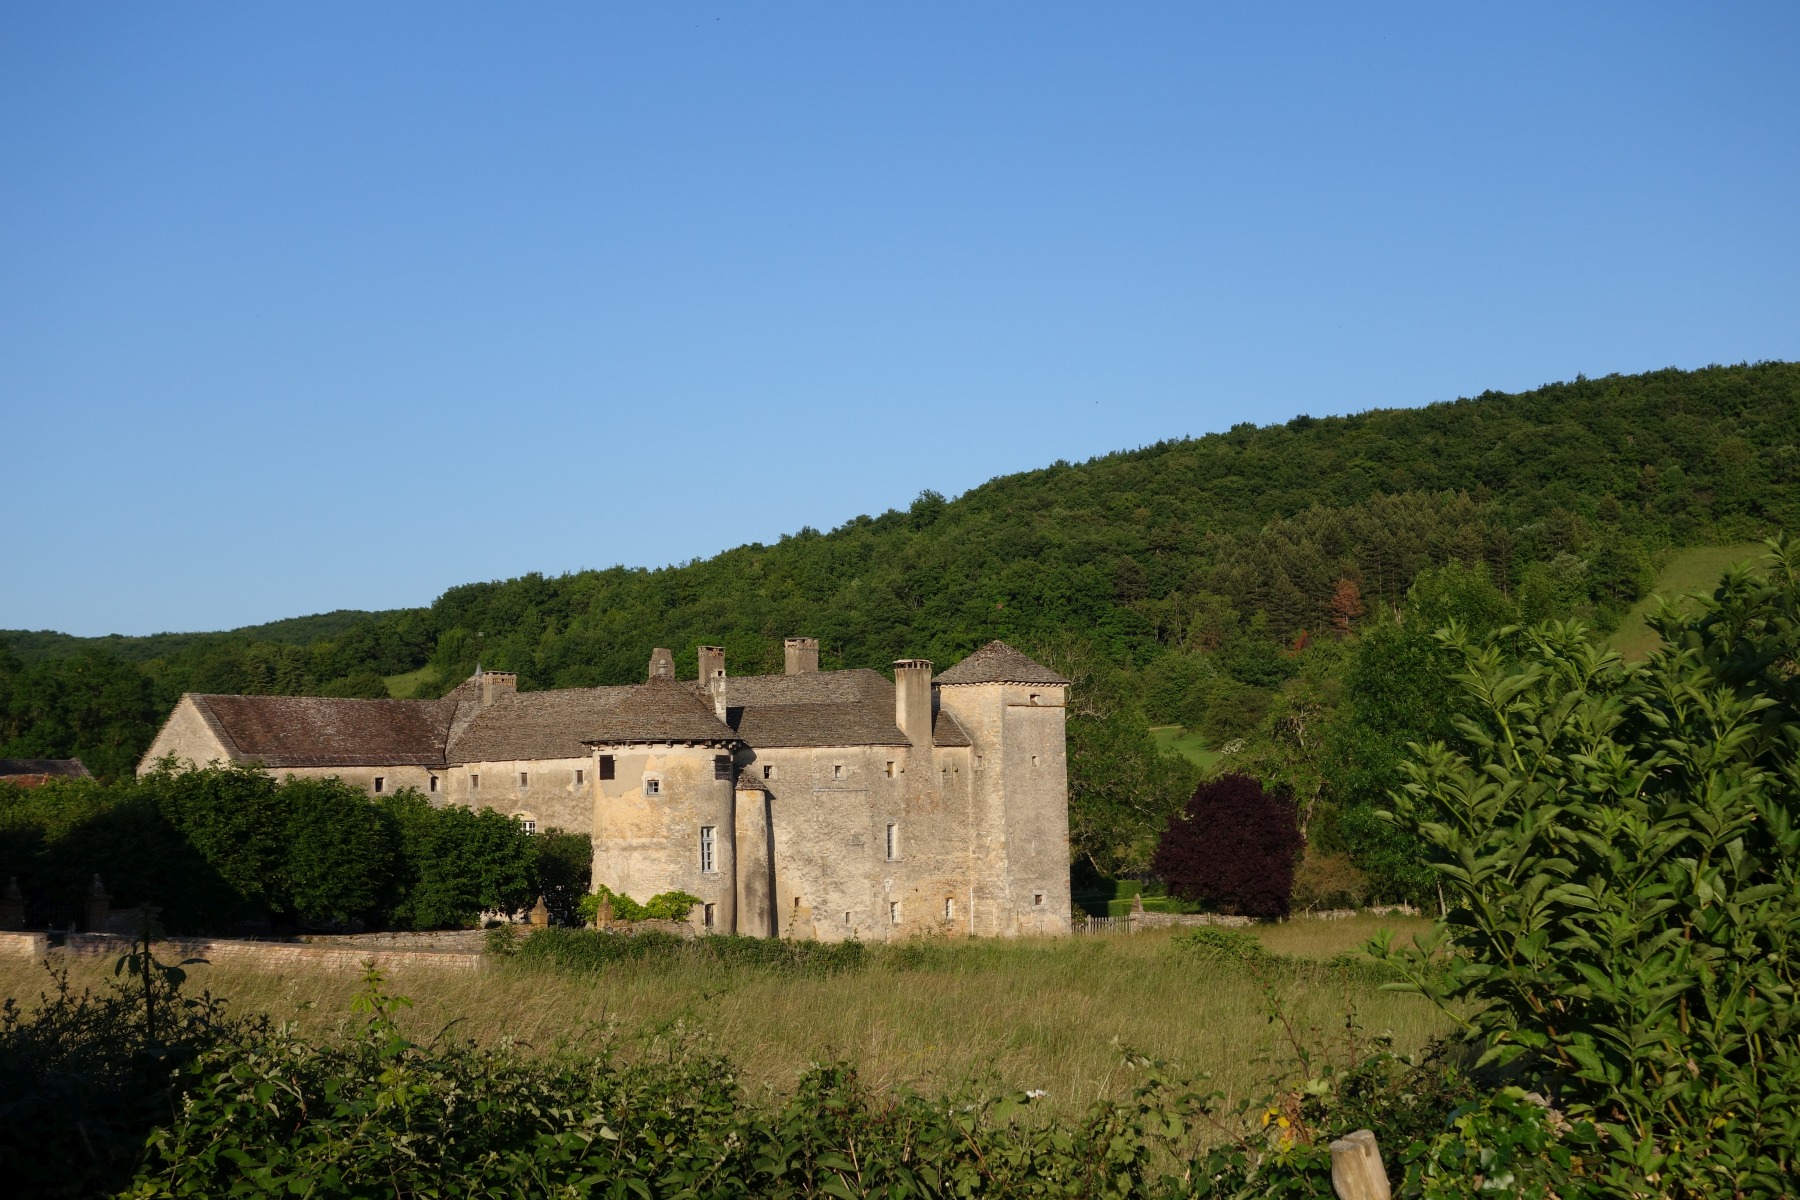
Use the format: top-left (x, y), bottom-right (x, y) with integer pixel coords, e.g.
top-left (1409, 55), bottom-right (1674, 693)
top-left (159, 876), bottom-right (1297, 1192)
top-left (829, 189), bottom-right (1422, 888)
top-left (189, 695), bottom-right (457, 768)
top-left (933, 709), bottom-right (973, 747)
top-left (933, 641), bottom-right (1070, 686)
top-left (730, 702), bottom-right (909, 748)
top-left (0, 758), bottom-right (91, 779)
top-left (723, 669), bottom-right (893, 707)
top-left (580, 680), bottom-right (739, 745)
top-left (721, 668), bottom-right (971, 748)
top-left (447, 687), bottom-right (632, 762)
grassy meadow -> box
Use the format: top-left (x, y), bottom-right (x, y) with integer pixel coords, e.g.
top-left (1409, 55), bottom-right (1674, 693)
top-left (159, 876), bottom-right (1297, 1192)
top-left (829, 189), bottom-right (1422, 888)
top-left (1149, 725), bottom-right (1223, 771)
top-left (1607, 542), bottom-right (1767, 661)
top-left (1, 916), bottom-right (1448, 1121)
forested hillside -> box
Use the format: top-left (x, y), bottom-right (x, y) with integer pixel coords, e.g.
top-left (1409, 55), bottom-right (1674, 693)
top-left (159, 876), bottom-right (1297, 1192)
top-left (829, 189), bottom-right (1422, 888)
top-left (5, 362), bottom-right (1797, 889)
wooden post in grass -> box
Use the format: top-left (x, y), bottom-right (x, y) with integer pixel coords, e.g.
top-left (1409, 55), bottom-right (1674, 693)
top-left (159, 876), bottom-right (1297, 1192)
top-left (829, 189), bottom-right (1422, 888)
top-left (1329, 1129), bottom-right (1390, 1200)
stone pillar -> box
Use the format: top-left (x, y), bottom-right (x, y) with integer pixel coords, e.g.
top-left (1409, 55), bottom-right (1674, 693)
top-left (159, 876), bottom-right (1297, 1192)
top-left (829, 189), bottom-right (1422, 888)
top-left (734, 776), bottom-right (775, 937)
top-left (0, 877), bottom-right (24, 930)
top-left (528, 896), bottom-right (551, 927)
top-left (84, 875), bottom-right (110, 933)
top-left (784, 637), bottom-right (819, 674)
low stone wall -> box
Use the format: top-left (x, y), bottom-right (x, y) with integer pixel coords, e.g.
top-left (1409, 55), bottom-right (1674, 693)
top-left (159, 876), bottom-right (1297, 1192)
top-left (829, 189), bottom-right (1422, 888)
top-left (1128, 911), bottom-right (1256, 930)
top-left (0, 931), bottom-right (48, 958)
top-left (50, 933), bottom-right (485, 973)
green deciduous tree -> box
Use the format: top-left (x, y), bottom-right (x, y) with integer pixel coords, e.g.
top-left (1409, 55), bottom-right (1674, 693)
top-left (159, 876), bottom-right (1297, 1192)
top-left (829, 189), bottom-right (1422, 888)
top-left (1375, 541), bottom-right (1800, 1195)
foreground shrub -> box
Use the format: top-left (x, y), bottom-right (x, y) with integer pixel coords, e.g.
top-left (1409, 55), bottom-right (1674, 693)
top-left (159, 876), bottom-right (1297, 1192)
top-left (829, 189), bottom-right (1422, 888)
top-left (1374, 541), bottom-right (1800, 1196)
top-left (577, 883), bottom-right (701, 923)
top-left (121, 966), bottom-right (1221, 1199)
top-left (0, 944), bottom-right (252, 1199)
top-left (1153, 774), bottom-right (1303, 917)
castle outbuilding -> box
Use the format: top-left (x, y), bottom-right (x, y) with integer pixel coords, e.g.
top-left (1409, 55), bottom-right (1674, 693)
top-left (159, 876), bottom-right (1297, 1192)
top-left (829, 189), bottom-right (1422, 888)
top-left (137, 639), bottom-right (1072, 939)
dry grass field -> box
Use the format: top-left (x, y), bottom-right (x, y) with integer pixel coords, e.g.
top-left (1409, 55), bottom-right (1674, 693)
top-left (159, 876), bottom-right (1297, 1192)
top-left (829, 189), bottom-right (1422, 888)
top-left (1, 916), bottom-right (1449, 1120)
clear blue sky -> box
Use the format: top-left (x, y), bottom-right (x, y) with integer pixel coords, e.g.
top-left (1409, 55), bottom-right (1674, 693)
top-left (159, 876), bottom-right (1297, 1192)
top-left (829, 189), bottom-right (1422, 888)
top-left (4, 4), bottom-right (1796, 637)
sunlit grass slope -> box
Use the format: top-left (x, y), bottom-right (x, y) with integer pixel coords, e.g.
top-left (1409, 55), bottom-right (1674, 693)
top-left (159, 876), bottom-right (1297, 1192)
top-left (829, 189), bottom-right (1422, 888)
top-left (1608, 543), bottom-right (1768, 662)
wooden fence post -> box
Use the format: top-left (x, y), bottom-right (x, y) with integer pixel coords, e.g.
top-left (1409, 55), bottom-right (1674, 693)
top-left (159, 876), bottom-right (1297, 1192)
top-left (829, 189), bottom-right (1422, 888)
top-left (1329, 1128), bottom-right (1390, 1200)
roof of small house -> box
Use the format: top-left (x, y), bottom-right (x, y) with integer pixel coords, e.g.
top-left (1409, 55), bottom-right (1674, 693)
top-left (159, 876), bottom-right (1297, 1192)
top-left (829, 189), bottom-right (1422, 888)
top-left (932, 641), bottom-right (1069, 686)
top-left (0, 758), bottom-right (92, 779)
top-left (186, 694), bottom-right (458, 768)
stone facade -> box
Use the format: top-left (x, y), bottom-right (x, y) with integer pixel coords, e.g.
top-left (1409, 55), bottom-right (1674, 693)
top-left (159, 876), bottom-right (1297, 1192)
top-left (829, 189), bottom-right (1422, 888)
top-left (137, 640), bottom-right (1072, 940)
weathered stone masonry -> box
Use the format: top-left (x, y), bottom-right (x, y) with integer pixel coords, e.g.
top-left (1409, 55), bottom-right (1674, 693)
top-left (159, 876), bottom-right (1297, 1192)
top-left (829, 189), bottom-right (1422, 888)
top-left (137, 640), bottom-right (1072, 940)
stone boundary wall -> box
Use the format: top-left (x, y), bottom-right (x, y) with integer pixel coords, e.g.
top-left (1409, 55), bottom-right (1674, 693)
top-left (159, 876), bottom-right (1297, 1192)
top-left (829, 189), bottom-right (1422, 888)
top-left (1, 931), bottom-right (48, 958)
top-left (32, 932), bottom-right (485, 973)
top-left (1078, 903), bottom-right (1424, 934)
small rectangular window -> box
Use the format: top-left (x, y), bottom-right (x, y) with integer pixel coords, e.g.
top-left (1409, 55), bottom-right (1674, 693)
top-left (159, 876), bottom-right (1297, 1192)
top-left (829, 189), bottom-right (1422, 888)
top-left (1029, 693), bottom-right (1039, 705)
top-left (1033, 892), bottom-right (1045, 907)
top-left (598, 755), bottom-right (615, 780)
top-left (575, 768), bottom-right (584, 785)
top-left (700, 825), bottom-right (716, 873)
top-left (885, 761), bottom-right (894, 777)
top-left (714, 755), bottom-right (732, 781)
top-left (518, 817), bottom-right (537, 835)
top-left (703, 902), bottom-right (716, 930)
top-left (974, 754), bottom-right (983, 770)
top-left (519, 771), bottom-right (528, 789)
top-left (645, 778), bottom-right (661, 796)
top-left (471, 774), bottom-right (480, 790)
top-left (885, 823), bottom-right (898, 861)
top-left (373, 777), bottom-right (384, 793)
top-left (945, 897), bottom-right (955, 920)
top-left (428, 775), bottom-right (439, 793)
top-left (832, 763), bottom-right (843, 780)
top-left (889, 901), bottom-right (900, 925)
top-left (1032, 755), bottom-right (1040, 768)
top-left (763, 764), bottom-right (775, 779)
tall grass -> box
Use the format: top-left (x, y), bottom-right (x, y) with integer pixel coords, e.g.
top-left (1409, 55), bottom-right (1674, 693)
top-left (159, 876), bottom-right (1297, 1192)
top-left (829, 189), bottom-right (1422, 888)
top-left (0, 917), bottom-right (1447, 1121)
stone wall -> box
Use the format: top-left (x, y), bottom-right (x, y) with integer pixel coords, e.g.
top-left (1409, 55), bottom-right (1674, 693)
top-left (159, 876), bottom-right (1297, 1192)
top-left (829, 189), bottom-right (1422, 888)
top-left (442, 757), bottom-right (593, 835)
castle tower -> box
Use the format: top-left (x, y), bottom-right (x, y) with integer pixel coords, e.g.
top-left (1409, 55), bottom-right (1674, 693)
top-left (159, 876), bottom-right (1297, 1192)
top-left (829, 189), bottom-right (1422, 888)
top-left (932, 642), bottom-right (1072, 936)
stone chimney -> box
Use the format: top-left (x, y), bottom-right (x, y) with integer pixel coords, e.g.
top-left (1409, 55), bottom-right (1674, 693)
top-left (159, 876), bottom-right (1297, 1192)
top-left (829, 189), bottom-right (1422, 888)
top-left (893, 659), bottom-right (934, 748)
top-left (648, 647), bottom-right (676, 680)
top-left (784, 637), bottom-right (820, 674)
top-left (478, 668), bottom-right (518, 706)
top-left (698, 645), bottom-right (727, 719)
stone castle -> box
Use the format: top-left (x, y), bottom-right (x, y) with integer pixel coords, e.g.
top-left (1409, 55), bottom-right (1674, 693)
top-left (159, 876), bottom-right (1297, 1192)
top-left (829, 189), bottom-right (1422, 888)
top-left (138, 639), bottom-right (1072, 940)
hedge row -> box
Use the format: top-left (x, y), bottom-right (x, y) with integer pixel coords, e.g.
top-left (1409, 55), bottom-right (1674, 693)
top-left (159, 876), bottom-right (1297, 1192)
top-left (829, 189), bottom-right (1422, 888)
top-left (0, 764), bottom-right (577, 932)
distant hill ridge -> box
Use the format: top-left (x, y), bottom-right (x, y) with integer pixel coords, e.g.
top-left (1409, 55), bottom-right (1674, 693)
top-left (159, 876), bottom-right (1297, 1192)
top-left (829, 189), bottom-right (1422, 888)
top-left (4, 361), bottom-right (1797, 777)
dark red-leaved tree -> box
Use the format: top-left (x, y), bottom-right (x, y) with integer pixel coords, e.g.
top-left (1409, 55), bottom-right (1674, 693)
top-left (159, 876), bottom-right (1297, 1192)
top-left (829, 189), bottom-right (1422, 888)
top-left (1152, 774), bottom-right (1304, 918)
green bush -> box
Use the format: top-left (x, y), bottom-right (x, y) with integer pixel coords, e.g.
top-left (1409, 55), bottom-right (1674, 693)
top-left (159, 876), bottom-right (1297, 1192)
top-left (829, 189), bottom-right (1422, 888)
top-left (576, 884), bottom-right (700, 924)
top-left (530, 826), bottom-right (592, 924)
top-left (0, 766), bottom-right (536, 932)
top-left (1372, 540), bottom-right (1800, 1196)
top-left (116, 967), bottom-right (1220, 1200)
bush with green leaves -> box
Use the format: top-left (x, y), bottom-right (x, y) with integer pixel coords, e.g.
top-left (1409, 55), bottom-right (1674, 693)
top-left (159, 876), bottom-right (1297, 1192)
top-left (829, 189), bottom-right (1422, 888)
top-left (531, 826), bottom-right (593, 924)
top-left (0, 765), bottom-right (537, 931)
top-left (121, 966), bottom-right (1219, 1200)
top-left (1372, 540), bottom-right (1800, 1196)
top-left (576, 883), bottom-right (701, 924)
